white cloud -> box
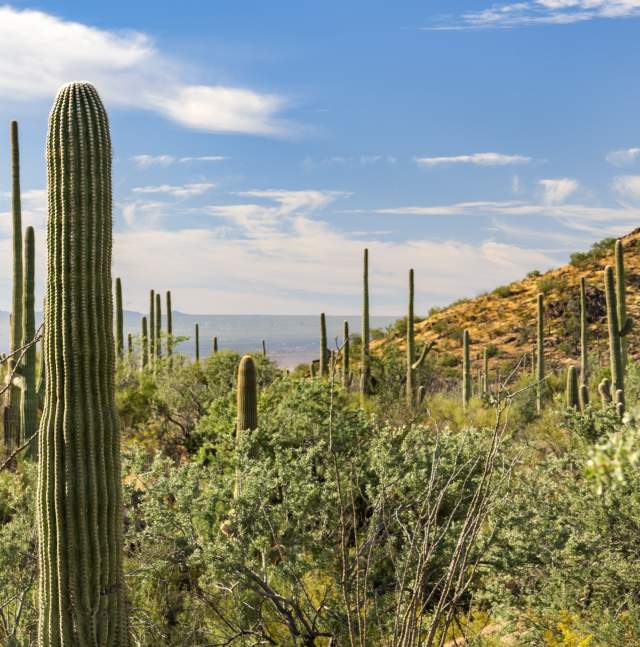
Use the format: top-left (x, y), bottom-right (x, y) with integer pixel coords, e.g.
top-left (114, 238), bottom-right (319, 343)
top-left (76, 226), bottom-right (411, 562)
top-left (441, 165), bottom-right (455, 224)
top-left (538, 178), bottom-right (579, 204)
top-left (415, 152), bottom-right (531, 167)
top-left (303, 155), bottom-right (396, 169)
top-left (132, 182), bottom-right (216, 198)
top-left (0, 6), bottom-right (291, 135)
top-left (612, 175), bottom-right (640, 203)
top-left (179, 156), bottom-right (227, 163)
top-left (132, 155), bottom-right (176, 168)
top-left (429, 0), bottom-right (640, 29)
top-left (606, 148), bottom-right (640, 166)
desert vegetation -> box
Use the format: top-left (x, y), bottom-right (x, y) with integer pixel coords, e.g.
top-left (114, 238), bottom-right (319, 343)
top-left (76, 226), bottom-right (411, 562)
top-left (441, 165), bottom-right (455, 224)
top-left (1, 82), bottom-right (640, 647)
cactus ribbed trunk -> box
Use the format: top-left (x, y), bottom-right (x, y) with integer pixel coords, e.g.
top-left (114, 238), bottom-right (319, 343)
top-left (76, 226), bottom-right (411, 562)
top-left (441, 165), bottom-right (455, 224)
top-left (605, 265), bottom-right (624, 394)
top-left (115, 278), bottom-right (123, 360)
top-left (462, 329), bottom-right (471, 411)
top-left (615, 240), bottom-right (628, 370)
top-left (236, 355), bottom-right (257, 497)
top-left (566, 366), bottom-right (579, 409)
top-left (342, 320), bottom-right (350, 388)
top-left (6, 120), bottom-right (24, 450)
top-left (155, 292), bottom-right (162, 359)
top-left (21, 226), bottom-right (37, 445)
top-left (149, 289), bottom-right (155, 369)
top-left (406, 269), bottom-right (415, 407)
top-left (195, 323), bottom-right (200, 365)
top-left (37, 82), bottom-right (128, 646)
top-left (141, 317), bottom-right (148, 369)
top-left (579, 277), bottom-right (588, 408)
top-left (319, 313), bottom-right (328, 377)
top-left (166, 291), bottom-right (172, 360)
top-left (536, 293), bottom-right (545, 413)
top-left (482, 347), bottom-right (489, 395)
top-left (360, 248), bottom-right (371, 401)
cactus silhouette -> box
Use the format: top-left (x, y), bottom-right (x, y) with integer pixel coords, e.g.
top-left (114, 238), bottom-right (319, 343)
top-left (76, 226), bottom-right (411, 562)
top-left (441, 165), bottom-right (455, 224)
top-left (166, 291), bottom-right (173, 360)
top-left (462, 329), bottom-right (471, 410)
top-left (483, 347), bottom-right (489, 395)
top-left (213, 336), bottom-right (218, 354)
top-left (360, 248), bottom-right (371, 400)
top-left (115, 277), bottom-right (123, 359)
top-left (149, 289), bottom-right (155, 369)
top-left (20, 226), bottom-right (37, 446)
top-left (236, 355), bottom-right (257, 497)
top-left (195, 323), bottom-right (200, 364)
top-left (262, 339), bottom-right (267, 357)
top-left (127, 333), bottom-right (133, 359)
top-left (319, 313), bottom-right (328, 377)
top-left (604, 265), bottom-right (628, 396)
top-left (536, 293), bottom-right (545, 413)
top-left (615, 240), bottom-right (629, 369)
top-left (155, 292), bottom-right (162, 359)
top-left (406, 269), bottom-right (415, 406)
top-left (5, 120), bottom-right (24, 449)
top-left (37, 82), bottom-right (128, 645)
top-left (342, 320), bottom-right (350, 388)
top-left (141, 317), bottom-right (149, 369)
top-left (566, 366), bottom-right (579, 409)
top-left (579, 277), bottom-right (589, 408)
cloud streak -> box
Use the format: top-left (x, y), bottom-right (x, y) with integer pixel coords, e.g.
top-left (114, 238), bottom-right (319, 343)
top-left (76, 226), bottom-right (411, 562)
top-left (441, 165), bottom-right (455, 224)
top-left (0, 6), bottom-right (291, 135)
top-left (415, 152), bottom-right (531, 167)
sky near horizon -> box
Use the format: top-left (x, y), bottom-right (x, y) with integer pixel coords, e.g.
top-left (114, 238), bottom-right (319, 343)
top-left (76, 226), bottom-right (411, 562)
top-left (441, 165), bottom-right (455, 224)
top-left (0, 1), bottom-right (639, 315)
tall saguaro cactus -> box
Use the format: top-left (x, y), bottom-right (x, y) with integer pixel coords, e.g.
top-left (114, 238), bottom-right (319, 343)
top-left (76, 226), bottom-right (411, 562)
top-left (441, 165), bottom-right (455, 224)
top-left (149, 289), bottom-right (155, 369)
top-left (360, 248), bottom-right (371, 401)
top-left (462, 329), bottom-right (471, 410)
top-left (213, 336), bottom-right (218, 354)
top-left (37, 82), bottom-right (128, 645)
top-left (604, 264), bottom-right (632, 398)
top-left (342, 320), bottom-right (350, 388)
top-left (566, 366), bottom-right (579, 409)
top-left (406, 269), bottom-right (415, 406)
top-left (482, 347), bottom-right (489, 395)
top-left (21, 226), bottom-right (37, 445)
top-left (115, 277), bottom-right (123, 359)
top-left (195, 323), bottom-right (200, 365)
top-left (141, 317), bottom-right (149, 369)
top-left (6, 120), bottom-right (24, 449)
top-left (319, 313), bottom-right (328, 377)
top-left (536, 293), bottom-right (545, 413)
top-left (615, 240), bottom-right (628, 369)
top-left (236, 355), bottom-right (258, 497)
top-left (155, 292), bottom-right (162, 359)
top-left (579, 277), bottom-right (589, 409)
top-left (166, 291), bottom-right (173, 360)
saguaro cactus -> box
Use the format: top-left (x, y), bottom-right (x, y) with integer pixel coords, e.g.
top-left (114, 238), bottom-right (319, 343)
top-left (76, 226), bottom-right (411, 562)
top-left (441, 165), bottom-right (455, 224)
top-left (213, 336), bottom-right (218, 354)
top-left (615, 240), bottom-right (628, 369)
top-left (360, 248), bottom-right (371, 400)
top-left (262, 339), bottom-right (267, 357)
top-left (342, 320), bottom-right (350, 388)
top-left (598, 378), bottom-right (612, 408)
top-left (406, 269), bottom-right (415, 406)
top-left (6, 120), bottom-right (24, 449)
top-left (115, 277), bottom-right (123, 359)
top-left (155, 292), bottom-right (162, 359)
top-left (141, 317), bottom-right (149, 369)
top-left (195, 323), bottom-right (200, 365)
top-left (21, 226), bottom-right (37, 445)
top-left (149, 289), bottom-right (155, 368)
top-left (319, 313), bottom-right (328, 377)
top-left (127, 333), bottom-right (133, 359)
top-left (566, 366), bottom-right (579, 409)
top-left (462, 329), bottom-right (471, 410)
top-left (536, 293), bottom-right (545, 413)
top-left (236, 354), bottom-right (257, 497)
top-left (482, 347), bottom-right (489, 395)
top-left (37, 82), bottom-right (128, 645)
top-left (166, 291), bottom-right (173, 360)
top-left (604, 265), bottom-right (630, 395)
top-left (579, 277), bottom-right (589, 409)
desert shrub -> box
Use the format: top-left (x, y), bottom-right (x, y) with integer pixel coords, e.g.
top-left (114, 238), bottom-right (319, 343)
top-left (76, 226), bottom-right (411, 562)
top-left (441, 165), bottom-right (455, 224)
top-left (492, 284), bottom-right (513, 298)
top-left (570, 237), bottom-right (616, 268)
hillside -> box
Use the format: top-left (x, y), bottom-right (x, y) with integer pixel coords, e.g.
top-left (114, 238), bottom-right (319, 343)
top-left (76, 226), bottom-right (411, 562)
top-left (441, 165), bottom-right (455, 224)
top-left (375, 227), bottom-right (640, 373)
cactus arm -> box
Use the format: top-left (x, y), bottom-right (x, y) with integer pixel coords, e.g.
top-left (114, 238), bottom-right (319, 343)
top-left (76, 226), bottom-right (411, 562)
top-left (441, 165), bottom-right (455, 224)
top-left (412, 340), bottom-right (436, 371)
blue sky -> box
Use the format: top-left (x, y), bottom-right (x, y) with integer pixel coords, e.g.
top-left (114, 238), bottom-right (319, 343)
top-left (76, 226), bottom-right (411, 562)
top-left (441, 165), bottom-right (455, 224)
top-left (0, 1), bottom-right (639, 315)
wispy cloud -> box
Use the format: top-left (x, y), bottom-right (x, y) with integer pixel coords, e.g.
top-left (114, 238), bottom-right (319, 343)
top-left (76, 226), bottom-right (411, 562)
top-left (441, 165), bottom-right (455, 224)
top-left (132, 182), bottom-right (216, 198)
top-left (132, 154), bottom-right (228, 168)
top-left (606, 147), bottom-right (640, 167)
top-left (415, 152), bottom-right (531, 167)
top-left (303, 155), bottom-right (397, 169)
top-left (429, 1), bottom-right (640, 30)
top-left (612, 175), bottom-right (640, 203)
top-left (538, 178), bottom-right (579, 204)
top-left (0, 6), bottom-right (291, 135)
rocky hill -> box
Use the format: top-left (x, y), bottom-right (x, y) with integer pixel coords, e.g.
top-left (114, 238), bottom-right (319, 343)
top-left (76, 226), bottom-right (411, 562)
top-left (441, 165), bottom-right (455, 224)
top-left (374, 228), bottom-right (640, 374)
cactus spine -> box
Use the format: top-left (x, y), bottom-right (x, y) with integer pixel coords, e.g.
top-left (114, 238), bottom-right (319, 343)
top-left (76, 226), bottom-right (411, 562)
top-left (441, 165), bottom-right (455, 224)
top-left (462, 329), bottom-right (471, 410)
top-left (195, 323), bottom-right (200, 364)
top-left (37, 82), bottom-right (128, 645)
top-left (566, 365), bottom-right (579, 409)
top-left (155, 292), bottom-right (162, 359)
top-left (166, 291), bottom-right (172, 360)
top-left (149, 289), bottom-right (155, 368)
top-left (579, 277), bottom-right (589, 409)
top-left (6, 120), bottom-right (24, 449)
top-left (236, 355), bottom-right (257, 497)
top-left (319, 312), bottom-right (328, 377)
top-left (536, 293), bottom-right (545, 413)
top-left (604, 265), bottom-right (625, 395)
top-left (406, 269), bottom-right (415, 407)
top-left (141, 317), bottom-right (149, 369)
top-left (115, 277), bottom-right (123, 359)
top-left (342, 320), bottom-right (350, 388)
top-left (615, 240), bottom-right (628, 369)
top-left (20, 226), bottom-right (37, 445)
top-left (360, 248), bottom-right (371, 400)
